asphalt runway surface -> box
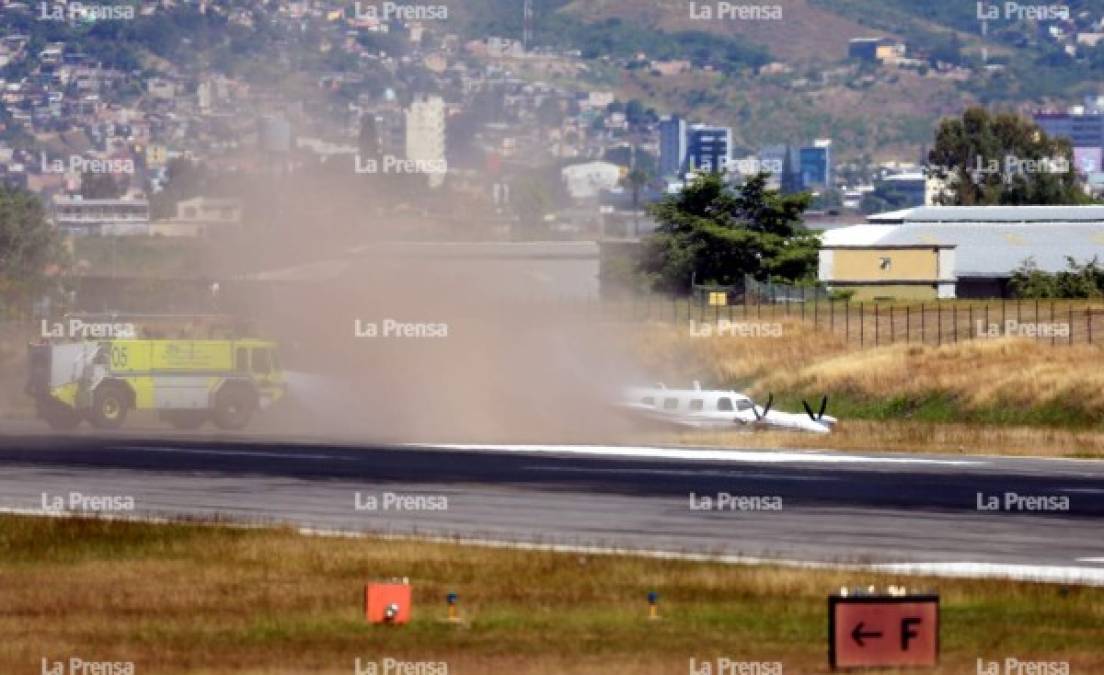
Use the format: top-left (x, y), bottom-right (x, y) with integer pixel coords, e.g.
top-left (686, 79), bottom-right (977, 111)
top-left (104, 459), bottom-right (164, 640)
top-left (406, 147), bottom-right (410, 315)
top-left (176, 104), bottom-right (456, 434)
top-left (0, 431), bottom-right (1102, 583)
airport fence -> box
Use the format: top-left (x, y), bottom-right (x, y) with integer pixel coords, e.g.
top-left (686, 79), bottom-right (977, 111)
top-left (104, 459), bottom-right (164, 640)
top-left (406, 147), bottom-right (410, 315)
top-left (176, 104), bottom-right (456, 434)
top-left (596, 293), bottom-right (1104, 348)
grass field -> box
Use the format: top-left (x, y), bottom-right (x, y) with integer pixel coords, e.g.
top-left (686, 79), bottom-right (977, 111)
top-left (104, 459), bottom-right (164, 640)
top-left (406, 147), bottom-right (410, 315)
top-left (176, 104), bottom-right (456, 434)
top-left (1, 514), bottom-right (1102, 674)
top-left (632, 320), bottom-right (1104, 457)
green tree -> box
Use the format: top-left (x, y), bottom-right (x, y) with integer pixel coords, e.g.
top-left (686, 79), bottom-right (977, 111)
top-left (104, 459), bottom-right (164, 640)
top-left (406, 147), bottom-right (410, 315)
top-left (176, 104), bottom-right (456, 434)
top-left (512, 176), bottom-right (552, 238)
top-left (0, 187), bottom-right (64, 308)
top-left (638, 172), bottom-right (819, 293)
top-left (1010, 257), bottom-right (1104, 298)
top-left (928, 107), bottom-right (1090, 206)
top-left (1009, 258), bottom-right (1058, 298)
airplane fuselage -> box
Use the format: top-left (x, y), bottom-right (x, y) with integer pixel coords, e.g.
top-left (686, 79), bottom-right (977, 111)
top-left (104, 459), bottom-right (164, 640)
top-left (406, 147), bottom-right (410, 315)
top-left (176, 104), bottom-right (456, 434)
top-left (619, 386), bottom-right (836, 434)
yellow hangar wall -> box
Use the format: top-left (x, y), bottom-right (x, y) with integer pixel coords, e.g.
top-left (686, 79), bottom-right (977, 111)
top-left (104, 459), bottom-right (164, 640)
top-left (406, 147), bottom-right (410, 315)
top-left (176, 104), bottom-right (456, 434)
top-left (831, 248), bottom-right (940, 280)
top-left (821, 247), bottom-right (953, 301)
top-left (841, 284), bottom-right (939, 301)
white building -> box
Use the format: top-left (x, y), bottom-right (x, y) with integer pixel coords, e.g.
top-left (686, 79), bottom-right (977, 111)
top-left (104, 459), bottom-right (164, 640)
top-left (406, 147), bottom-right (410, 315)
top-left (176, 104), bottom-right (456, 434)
top-left (561, 161), bottom-right (622, 200)
top-left (405, 95), bottom-right (447, 188)
top-left (52, 196), bottom-right (150, 236)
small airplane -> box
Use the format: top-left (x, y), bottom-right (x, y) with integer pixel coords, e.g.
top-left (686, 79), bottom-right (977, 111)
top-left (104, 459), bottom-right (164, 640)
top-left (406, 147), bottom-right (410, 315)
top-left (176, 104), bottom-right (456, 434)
top-left (618, 382), bottom-right (837, 434)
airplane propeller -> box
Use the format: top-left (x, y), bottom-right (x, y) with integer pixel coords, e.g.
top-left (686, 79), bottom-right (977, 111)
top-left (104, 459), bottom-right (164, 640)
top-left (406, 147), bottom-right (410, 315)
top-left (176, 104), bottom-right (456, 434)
top-left (752, 393), bottom-right (774, 421)
top-left (802, 396), bottom-right (829, 422)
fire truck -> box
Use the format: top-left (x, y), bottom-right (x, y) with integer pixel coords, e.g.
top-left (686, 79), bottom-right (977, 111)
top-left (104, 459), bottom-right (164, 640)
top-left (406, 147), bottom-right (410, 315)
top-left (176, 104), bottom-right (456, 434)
top-left (26, 318), bottom-right (286, 431)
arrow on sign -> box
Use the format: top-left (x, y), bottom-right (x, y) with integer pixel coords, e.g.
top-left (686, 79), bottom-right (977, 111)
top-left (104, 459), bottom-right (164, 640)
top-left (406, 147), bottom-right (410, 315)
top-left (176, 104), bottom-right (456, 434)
top-left (851, 622), bottom-right (884, 647)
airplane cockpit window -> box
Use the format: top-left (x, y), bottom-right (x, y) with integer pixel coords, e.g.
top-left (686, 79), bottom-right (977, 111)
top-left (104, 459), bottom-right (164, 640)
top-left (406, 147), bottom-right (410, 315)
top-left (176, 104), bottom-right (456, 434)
top-left (689, 399), bottom-right (704, 411)
top-left (735, 400), bottom-right (754, 411)
top-left (663, 398), bottom-right (679, 410)
top-left (641, 396), bottom-right (655, 406)
top-left (717, 398), bottom-right (734, 411)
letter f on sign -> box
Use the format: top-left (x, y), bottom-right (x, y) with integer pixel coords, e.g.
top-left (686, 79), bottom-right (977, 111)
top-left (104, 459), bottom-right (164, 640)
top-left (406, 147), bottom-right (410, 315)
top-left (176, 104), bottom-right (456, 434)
top-left (901, 617), bottom-right (922, 650)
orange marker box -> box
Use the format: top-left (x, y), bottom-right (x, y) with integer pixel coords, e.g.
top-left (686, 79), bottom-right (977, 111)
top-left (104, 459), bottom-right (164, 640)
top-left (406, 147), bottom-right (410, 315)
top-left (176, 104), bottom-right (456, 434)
top-left (365, 583), bottom-right (413, 624)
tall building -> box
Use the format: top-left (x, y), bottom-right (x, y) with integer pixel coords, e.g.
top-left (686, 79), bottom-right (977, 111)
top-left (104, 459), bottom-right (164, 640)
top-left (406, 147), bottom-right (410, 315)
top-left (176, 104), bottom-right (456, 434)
top-left (799, 139), bottom-right (832, 189)
top-left (1034, 110), bottom-right (1104, 149)
top-left (686, 124), bottom-right (732, 174)
top-left (779, 144), bottom-right (802, 194)
top-left (658, 116), bottom-right (687, 178)
top-left (405, 95), bottom-right (447, 188)
top-left (1034, 100), bottom-right (1104, 175)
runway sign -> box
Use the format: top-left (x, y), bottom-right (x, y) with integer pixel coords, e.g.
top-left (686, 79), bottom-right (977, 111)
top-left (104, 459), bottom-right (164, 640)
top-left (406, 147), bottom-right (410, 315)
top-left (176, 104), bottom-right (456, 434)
top-left (829, 594), bottom-right (938, 670)
top-left (365, 582), bottom-right (412, 624)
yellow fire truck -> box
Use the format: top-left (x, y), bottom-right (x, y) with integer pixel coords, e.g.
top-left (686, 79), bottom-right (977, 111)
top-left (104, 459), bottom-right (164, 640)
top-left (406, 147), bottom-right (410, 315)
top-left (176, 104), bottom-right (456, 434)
top-left (26, 337), bottom-right (286, 431)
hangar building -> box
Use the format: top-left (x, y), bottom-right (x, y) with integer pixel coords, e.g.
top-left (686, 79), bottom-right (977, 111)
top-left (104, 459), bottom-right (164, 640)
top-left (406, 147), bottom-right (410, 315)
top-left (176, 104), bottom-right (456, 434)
top-left (819, 206), bottom-right (1104, 299)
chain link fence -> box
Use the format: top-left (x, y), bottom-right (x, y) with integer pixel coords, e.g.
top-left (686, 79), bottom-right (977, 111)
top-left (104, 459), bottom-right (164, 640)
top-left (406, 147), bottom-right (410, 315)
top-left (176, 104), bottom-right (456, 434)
top-left (594, 292), bottom-right (1104, 347)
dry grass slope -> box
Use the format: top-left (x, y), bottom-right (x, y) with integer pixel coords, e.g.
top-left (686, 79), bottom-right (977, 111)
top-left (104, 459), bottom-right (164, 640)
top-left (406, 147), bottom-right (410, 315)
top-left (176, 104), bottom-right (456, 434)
top-left (632, 322), bottom-right (1104, 456)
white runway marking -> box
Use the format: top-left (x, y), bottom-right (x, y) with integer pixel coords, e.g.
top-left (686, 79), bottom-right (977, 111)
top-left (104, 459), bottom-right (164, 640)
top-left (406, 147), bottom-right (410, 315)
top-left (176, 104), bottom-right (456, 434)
top-left (418, 443), bottom-right (984, 466)
top-left (525, 465), bottom-right (838, 480)
top-left (871, 562), bottom-right (1104, 586)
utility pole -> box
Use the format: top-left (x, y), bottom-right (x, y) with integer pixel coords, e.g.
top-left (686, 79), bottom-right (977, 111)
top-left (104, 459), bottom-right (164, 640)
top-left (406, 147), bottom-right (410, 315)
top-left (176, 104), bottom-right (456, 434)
top-left (523, 0), bottom-right (534, 52)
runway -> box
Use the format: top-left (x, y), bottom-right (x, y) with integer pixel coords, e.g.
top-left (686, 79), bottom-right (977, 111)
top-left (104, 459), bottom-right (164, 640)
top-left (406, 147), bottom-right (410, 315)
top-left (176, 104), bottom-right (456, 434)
top-left (0, 433), bottom-right (1102, 584)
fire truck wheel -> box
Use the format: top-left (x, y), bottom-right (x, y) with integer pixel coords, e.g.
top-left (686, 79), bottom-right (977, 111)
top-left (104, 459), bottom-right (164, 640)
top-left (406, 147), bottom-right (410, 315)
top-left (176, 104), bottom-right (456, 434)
top-left (39, 400), bottom-right (81, 431)
top-left (213, 386), bottom-right (255, 431)
top-left (90, 385), bottom-right (130, 430)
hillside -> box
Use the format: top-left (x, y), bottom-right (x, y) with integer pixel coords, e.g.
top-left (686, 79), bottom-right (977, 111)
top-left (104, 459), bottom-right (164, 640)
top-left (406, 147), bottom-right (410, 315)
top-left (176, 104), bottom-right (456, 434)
top-left (495, 0), bottom-right (1104, 160)
top-left (567, 0), bottom-right (885, 64)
